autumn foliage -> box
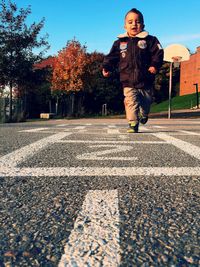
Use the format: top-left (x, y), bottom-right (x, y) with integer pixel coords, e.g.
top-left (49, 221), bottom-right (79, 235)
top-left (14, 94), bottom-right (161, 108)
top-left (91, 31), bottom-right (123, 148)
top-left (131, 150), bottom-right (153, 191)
top-left (51, 40), bottom-right (89, 92)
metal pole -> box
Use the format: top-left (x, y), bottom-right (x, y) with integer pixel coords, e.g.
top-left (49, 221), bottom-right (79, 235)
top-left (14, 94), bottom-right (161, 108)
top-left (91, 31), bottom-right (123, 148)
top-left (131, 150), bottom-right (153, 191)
top-left (193, 83), bottom-right (199, 109)
top-left (105, 104), bottom-right (107, 116)
top-left (56, 96), bottom-right (58, 115)
top-left (168, 62), bottom-right (173, 119)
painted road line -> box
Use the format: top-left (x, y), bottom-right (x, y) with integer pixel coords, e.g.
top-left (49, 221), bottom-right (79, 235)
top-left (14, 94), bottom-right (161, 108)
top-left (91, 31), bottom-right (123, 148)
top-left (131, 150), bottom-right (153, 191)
top-left (59, 190), bottom-right (120, 267)
top-left (139, 126), bottom-right (149, 131)
top-left (107, 129), bottom-right (120, 134)
top-left (76, 144), bottom-right (138, 161)
top-left (74, 126), bottom-right (86, 130)
top-left (0, 132), bottom-right (71, 168)
top-left (19, 127), bottom-right (49, 133)
top-left (54, 140), bottom-right (165, 144)
top-left (1, 167), bottom-right (200, 177)
top-left (77, 129), bottom-right (87, 133)
top-left (167, 132), bottom-right (194, 136)
top-left (187, 121), bottom-right (200, 124)
top-left (119, 134), bottom-right (127, 139)
top-left (153, 133), bottom-right (200, 160)
top-left (178, 130), bottom-right (200, 136)
top-left (152, 125), bottom-right (167, 129)
top-left (56, 124), bottom-right (69, 127)
top-left (108, 125), bottom-right (117, 128)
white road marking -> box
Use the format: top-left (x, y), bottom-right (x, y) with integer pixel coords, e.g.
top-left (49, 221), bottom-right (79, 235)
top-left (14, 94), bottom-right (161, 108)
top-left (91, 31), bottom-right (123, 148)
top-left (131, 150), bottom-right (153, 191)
top-left (152, 125), bottom-right (167, 129)
top-left (119, 135), bottom-right (127, 139)
top-left (55, 140), bottom-right (165, 144)
top-left (187, 121), bottom-right (200, 124)
top-left (19, 127), bottom-right (49, 132)
top-left (58, 190), bottom-right (120, 267)
top-left (108, 125), bottom-right (117, 128)
top-left (1, 167), bottom-right (200, 177)
top-left (0, 132), bottom-right (71, 168)
top-left (168, 132), bottom-right (194, 136)
top-left (76, 144), bottom-right (138, 161)
top-left (56, 124), bottom-right (69, 127)
top-left (74, 126), bottom-right (86, 130)
top-left (178, 130), bottom-right (200, 136)
top-left (153, 132), bottom-right (200, 160)
top-left (107, 129), bottom-right (120, 134)
top-left (139, 126), bottom-right (149, 131)
top-left (77, 129), bottom-right (87, 133)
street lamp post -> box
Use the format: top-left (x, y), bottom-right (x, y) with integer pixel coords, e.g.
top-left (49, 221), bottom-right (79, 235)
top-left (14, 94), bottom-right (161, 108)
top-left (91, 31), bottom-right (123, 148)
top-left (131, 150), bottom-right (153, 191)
top-left (193, 83), bottom-right (199, 109)
top-left (168, 62), bottom-right (173, 119)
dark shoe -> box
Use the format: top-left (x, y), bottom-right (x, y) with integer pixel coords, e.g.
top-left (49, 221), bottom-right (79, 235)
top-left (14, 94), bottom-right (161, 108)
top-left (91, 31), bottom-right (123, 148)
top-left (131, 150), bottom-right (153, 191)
top-left (140, 116), bottom-right (148, 125)
top-left (127, 121), bottom-right (139, 133)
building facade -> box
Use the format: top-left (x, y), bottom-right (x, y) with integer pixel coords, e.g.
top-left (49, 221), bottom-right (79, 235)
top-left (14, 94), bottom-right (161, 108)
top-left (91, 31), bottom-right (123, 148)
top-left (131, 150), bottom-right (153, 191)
top-left (180, 46), bottom-right (200, 95)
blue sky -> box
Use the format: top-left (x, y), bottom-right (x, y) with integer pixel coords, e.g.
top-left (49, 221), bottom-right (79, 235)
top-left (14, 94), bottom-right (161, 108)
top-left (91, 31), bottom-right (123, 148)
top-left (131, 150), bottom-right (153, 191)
top-left (12, 0), bottom-right (200, 56)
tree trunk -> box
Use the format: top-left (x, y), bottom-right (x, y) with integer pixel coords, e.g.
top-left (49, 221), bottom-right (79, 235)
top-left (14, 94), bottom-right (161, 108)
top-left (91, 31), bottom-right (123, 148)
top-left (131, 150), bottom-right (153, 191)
top-left (71, 93), bottom-right (75, 116)
top-left (9, 81), bottom-right (13, 122)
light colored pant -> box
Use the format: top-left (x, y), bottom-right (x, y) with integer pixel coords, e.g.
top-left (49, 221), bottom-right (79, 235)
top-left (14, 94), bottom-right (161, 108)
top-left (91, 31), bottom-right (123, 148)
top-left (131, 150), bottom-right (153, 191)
top-left (123, 87), bottom-right (152, 122)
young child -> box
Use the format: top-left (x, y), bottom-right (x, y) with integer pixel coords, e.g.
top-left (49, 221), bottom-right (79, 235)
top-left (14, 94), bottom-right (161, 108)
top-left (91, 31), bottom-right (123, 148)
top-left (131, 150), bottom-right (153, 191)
top-left (102, 8), bottom-right (163, 133)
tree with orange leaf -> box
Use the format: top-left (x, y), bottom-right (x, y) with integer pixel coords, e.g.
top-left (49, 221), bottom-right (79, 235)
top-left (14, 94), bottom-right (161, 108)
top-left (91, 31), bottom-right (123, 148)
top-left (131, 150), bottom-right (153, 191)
top-left (51, 39), bottom-right (89, 92)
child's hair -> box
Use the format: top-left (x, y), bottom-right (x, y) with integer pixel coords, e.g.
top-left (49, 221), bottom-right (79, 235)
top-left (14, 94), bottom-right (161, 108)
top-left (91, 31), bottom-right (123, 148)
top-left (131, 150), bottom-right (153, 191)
top-left (125, 8), bottom-right (144, 25)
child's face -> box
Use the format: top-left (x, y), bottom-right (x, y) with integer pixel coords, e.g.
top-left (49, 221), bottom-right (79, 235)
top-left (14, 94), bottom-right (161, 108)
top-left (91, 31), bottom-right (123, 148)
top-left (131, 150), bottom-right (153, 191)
top-left (124, 12), bottom-right (143, 37)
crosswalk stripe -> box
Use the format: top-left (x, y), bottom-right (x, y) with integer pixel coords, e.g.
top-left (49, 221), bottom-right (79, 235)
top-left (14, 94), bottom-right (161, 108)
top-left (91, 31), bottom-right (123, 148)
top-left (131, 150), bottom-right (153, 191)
top-left (58, 190), bottom-right (120, 267)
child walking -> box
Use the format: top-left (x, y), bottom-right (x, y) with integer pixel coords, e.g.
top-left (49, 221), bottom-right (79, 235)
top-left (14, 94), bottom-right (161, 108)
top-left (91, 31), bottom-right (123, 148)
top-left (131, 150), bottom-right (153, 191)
top-left (102, 8), bottom-right (163, 133)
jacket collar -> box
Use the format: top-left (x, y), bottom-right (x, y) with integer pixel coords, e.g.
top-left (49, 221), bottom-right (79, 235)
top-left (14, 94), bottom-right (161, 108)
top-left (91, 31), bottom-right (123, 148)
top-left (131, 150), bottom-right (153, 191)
top-left (117, 31), bottom-right (149, 39)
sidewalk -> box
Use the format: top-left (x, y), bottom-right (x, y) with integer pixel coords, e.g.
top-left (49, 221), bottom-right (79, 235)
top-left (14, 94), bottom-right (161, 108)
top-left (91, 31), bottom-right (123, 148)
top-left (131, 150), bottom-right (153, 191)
top-left (150, 108), bottom-right (200, 118)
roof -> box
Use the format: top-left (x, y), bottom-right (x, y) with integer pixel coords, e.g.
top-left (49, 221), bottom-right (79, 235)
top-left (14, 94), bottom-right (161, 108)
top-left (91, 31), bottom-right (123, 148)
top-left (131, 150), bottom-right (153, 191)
top-left (34, 57), bottom-right (55, 69)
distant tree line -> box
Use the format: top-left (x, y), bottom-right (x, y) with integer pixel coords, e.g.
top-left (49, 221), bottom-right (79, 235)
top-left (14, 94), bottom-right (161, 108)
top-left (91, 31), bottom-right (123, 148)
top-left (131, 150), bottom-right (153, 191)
top-left (0, 0), bottom-right (180, 122)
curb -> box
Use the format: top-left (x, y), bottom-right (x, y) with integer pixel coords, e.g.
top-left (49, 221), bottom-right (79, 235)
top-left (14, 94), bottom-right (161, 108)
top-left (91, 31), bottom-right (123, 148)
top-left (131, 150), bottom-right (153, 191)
top-left (150, 109), bottom-right (200, 118)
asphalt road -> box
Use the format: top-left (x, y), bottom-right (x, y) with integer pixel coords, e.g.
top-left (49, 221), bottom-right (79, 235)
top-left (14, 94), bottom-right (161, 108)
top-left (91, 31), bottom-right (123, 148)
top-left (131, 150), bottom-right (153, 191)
top-left (0, 118), bottom-right (199, 266)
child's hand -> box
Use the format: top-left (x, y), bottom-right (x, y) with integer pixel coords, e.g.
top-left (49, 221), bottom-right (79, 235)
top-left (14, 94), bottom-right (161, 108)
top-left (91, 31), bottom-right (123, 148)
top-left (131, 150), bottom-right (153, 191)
top-left (148, 66), bottom-right (157, 74)
top-left (102, 68), bottom-right (111, 77)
